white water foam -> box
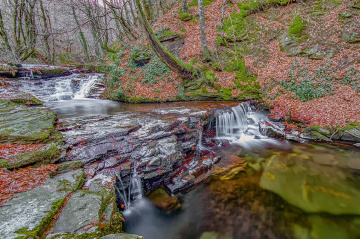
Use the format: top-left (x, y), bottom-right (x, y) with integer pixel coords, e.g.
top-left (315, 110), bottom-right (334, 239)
top-left (216, 102), bottom-right (280, 149)
top-left (73, 75), bottom-right (99, 99)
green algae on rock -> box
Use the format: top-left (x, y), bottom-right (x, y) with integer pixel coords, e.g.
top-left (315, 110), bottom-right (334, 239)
top-left (0, 100), bottom-right (57, 144)
top-left (0, 144), bottom-right (60, 169)
top-left (259, 155), bottom-right (360, 215)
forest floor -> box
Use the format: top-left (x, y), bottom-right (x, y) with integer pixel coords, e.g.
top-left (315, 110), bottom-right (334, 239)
top-left (100, 0), bottom-right (360, 129)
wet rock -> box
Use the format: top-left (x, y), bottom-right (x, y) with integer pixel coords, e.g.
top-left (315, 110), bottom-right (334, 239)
top-left (341, 127), bottom-right (360, 142)
top-left (101, 234), bottom-right (144, 239)
top-left (300, 132), bottom-right (332, 142)
top-left (0, 100), bottom-right (57, 144)
top-left (166, 174), bottom-right (195, 194)
top-left (259, 120), bottom-right (285, 138)
top-left (0, 170), bottom-right (83, 239)
top-left (48, 191), bottom-right (102, 236)
top-left (147, 188), bottom-right (181, 210)
top-left (279, 33), bottom-right (302, 56)
top-left (260, 156), bottom-right (360, 215)
top-left (341, 23), bottom-right (360, 43)
top-left (56, 161), bottom-right (84, 174)
top-left (85, 173), bottom-right (115, 192)
top-left (0, 87), bottom-right (42, 105)
top-left (17, 67), bottom-right (71, 79)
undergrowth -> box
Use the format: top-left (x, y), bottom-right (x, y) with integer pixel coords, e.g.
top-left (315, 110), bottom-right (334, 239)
top-left (278, 60), bottom-right (360, 102)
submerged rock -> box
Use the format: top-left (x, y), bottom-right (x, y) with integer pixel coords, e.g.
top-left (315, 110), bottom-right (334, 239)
top-left (260, 156), bottom-right (360, 215)
top-left (147, 187), bottom-right (181, 210)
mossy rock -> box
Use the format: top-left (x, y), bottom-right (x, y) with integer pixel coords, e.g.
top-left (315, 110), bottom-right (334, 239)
top-left (0, 64), bottom-right (18, 78)
top-left (341, 23), bottom-right (360, 43)
top-left (56, 161), bottom-right (84, 174)
top-left (279, 33), bottom-right (303, 56)
top-left (0, 144), bottom-right (60, 169)
top-left (155, 29), bottom-right (184, 42)
top-left (32, 67), bottom-right (71, 79)
top-left (0, 100), bottom-right (57, 143)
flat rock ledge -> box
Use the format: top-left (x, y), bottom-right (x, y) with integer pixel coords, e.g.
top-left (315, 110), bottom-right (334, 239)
top-left (0, 170), bottom-right (83, 239)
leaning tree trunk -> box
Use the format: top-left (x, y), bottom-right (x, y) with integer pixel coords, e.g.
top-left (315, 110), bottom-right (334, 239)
top-left (198, 0), bottom-right (210, 60)
top-left (134, 0), bottom-right (200, 80)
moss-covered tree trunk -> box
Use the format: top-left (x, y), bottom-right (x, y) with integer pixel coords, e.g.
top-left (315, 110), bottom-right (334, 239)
top-left (134, 0), bottom-right (200, 79)
top-left (0, 9), bottom-right (12, 54)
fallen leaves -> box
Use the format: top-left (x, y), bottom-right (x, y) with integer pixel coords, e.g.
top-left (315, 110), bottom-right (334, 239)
top-left (0, 143), bottom-right (46, 159)
top-left (0, 164), bottom-right (57, 205)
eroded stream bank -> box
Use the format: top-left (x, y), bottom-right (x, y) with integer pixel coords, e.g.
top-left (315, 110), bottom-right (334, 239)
top-left (0, 73), bottom-right (360, 239)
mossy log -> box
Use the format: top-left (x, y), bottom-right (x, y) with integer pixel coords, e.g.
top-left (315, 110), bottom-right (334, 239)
top-left (135, 0), bottom-right (201, 80)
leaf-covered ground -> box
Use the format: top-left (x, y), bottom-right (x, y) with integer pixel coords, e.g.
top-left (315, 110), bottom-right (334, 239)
top-left (101, 0), bottom-right (360, 128)
top-left (0, 164), bottom-right (57, 205)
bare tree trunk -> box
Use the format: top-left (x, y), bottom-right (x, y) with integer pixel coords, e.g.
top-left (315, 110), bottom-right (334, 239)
top-left (134, 0), bottom-right (200, 80)
top-left (181, 0), bottom-right (188, 13)
top-left (220, 0), bottom-right (226, 40)
top-left (198, 0), bottom-right (210, 60)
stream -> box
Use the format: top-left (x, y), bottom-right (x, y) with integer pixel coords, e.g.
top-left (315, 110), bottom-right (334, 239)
top-left (16, 73), bottom-right (360, 239)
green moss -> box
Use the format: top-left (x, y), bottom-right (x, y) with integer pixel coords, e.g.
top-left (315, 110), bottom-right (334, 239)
top-left (190, 58), bottom-right (197, 65)
top-left (15, 198), bottom-right (65, 238)
top-left (57, 170), bottom-right (86, 192)
top-left (0, 145), bottom-right (60, 169)
top-left (288, 16), bottom-right (306, 37)
top-left (201, 86), bottom-right (208, 93)
top-left (179, 13), bottom-right (193, 21)
top-left (9, 96), bottom-right (42, 106)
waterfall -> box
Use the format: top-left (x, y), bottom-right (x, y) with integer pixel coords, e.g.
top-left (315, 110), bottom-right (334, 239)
top-left (115, 167), bottom-right (143, 211)
top-left (73, 75), bottom-right (99, 99)
top-left (216, 102), bottom-right (250, 138)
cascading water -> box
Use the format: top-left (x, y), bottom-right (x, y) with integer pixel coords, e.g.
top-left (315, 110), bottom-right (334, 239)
top-left (17, 74), bottom-right (101, 102)
top-left (116, 167), bottom-right (143, 211)
top-left (216, 102), bottom-right (250, 138)
top-left (73, 75), bottom-right (99, 99)
top-left (216, 102), bottom-right (279, 148)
